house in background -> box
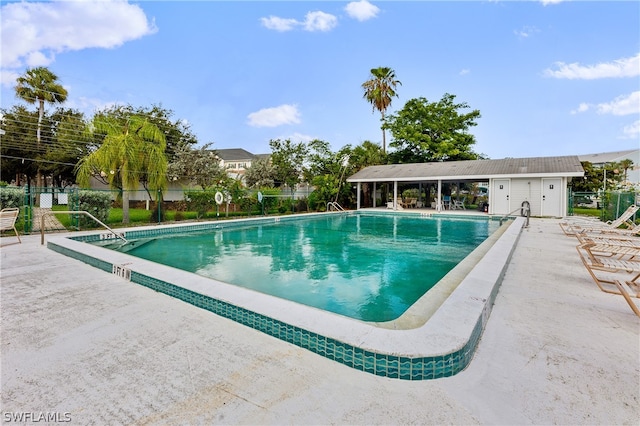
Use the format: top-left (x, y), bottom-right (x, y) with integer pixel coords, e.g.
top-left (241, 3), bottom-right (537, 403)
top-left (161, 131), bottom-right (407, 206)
top-left (213, 148), bottom-right (271, 182)
top-left (579, 149), bottom-right (640, 186)
top-left (88, 148), bottom-right (271, 200)
top-left (213, 148), bottom-right (257, 181)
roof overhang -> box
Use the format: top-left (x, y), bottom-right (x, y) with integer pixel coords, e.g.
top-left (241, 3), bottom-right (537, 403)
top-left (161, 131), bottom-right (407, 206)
top-left (348, 172), bottom-right (583, 183)
top-left (347, 156), bottom-right (585, 184)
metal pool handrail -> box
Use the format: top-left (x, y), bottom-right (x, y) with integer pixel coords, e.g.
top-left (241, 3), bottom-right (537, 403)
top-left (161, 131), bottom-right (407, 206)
top-left (326, 201), bottom-right (345, 212)
top-left (499, 201), bottom-right (530, 227)
top-left (41, 211), bottom-right (128, 245)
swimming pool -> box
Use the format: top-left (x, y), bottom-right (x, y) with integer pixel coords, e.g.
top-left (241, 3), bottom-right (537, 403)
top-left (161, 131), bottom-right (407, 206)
top-left (103, 214), bottom-right (499, 322)
top-left (47, 211), bottom-right (526, 380)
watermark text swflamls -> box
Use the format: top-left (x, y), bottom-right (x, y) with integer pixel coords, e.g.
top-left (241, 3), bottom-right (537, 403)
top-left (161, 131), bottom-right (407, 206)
top-left (2, 412), bottom-right (71, 423)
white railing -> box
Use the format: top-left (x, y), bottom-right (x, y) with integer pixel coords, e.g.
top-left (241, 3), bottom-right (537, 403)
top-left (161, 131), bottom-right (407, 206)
top-left (326, 202), bottom-right (345, 212)
top-left (499, 201), bottom-right (530, 227)
top-left (41, 211), bottom-right (128, 245)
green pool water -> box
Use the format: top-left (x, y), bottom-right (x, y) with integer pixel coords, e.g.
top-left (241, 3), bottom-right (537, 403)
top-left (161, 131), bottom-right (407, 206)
top-left (113, 214), bottom-right (499, 322)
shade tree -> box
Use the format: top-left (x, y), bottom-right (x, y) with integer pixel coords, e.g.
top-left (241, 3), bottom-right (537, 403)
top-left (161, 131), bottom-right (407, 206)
top-left (385, 94), bottom-right (482, 164)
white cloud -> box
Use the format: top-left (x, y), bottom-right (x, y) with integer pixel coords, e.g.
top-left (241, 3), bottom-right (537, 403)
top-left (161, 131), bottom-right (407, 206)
top-left (570, 102), bottom-right (591, 115)
top-left (0, 0), bottom-right (157, 72)
top-left (260, 10), bottom-right (337, 33)
top-left (260, 16), bottom-right (299, 32)
top-left (571, 92), bottom-right (639, 116)
top-left (459, 69), bottom-right (470, 76)
top-left (65, 96), bottom-right (117, 114)
top-left (0, 70), bottom-right (20, 87)
top-left (596, 91), bottom-right (640, 116)
top-left (303, 11), bottom-right (338, 32)
top-left (543, 53), bottom-right (640, 80)
top-left (621, 120), bottom-right (640, 140)
top-left (344, 1), bottom-right (380, 22)
top-left (287, 132), bottom-right (315, 143)
top-left (540, 0), bottom-right (565, 5)
top-left (25, 51), bottom-right (54, 68)
top-left (247, 104), bottom-right (301, 127)
top-left (514, 26), bottom-right (539, 39)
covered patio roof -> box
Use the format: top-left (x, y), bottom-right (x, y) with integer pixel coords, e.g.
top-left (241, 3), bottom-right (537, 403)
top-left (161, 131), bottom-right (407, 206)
top-left (346, 156), bottom-right (584, 183)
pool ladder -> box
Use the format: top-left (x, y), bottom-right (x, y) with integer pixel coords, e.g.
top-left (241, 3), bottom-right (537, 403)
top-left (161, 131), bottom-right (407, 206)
top-left (326, 202), bottom-right (345, 212)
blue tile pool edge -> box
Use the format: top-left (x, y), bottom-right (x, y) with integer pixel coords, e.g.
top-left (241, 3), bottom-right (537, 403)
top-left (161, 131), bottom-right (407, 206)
top-left (46, 215), bottom-right (526, 380)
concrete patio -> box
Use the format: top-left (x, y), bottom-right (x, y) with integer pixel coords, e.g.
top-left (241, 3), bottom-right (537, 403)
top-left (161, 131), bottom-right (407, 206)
top-left (1, 218), bottom-right (638, 425)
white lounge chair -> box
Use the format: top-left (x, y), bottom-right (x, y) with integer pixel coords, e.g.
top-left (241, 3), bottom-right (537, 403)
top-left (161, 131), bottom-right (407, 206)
top-left (560, 204), bottom-right (639, 236)
top-left (576, 241), bottom-right (640, 296)
top-left (0, 207), bottom-right (21, 244)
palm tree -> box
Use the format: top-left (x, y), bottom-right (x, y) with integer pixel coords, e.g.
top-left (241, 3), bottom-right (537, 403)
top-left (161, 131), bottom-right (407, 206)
top-left (361, 67), bottom-right (401, 153)
top-left (14, 67), bottom-right (68, 187)
top-left (619, 159), bottom-right (634, 184)
top-left (76, 114), bottom-right (168, 223)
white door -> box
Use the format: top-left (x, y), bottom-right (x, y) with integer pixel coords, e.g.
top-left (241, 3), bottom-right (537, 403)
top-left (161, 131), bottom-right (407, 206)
top-left (542, 178), bottom-right (562, 217)
top-left (492, 179), bottom-right (510, 215)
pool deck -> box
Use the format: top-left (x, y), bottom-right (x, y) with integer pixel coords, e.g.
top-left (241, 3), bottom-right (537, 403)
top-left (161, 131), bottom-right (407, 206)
top-left (1, 217), bottom-right (639, 424)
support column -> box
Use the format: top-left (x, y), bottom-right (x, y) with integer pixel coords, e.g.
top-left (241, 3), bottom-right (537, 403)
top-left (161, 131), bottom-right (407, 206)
top-left (357, 182), bottom-right (361, 210)
top-left (393, 181), bottom-right (398, 210)
top-left (373, 182), bottom-right (377, 208)
top-left (437, 180), bottom-right (442, 212)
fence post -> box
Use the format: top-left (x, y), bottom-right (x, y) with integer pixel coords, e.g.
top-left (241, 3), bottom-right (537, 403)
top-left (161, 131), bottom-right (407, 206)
top-left (567, 188), bottom-right (573, 216)
top-left (23, 186), bottom-right (31, 234)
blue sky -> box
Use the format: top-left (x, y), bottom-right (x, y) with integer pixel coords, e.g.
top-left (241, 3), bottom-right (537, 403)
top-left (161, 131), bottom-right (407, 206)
top-left (1, 0), bottom-right (638, 160)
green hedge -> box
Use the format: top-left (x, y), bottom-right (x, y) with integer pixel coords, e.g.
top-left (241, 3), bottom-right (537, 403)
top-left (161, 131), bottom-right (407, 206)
top-left (184, 189), bottom-right (217, 219)
top-left (0, 187), bottom-right (24, 209)
top-left (68, 190), bottom-right (112, 228)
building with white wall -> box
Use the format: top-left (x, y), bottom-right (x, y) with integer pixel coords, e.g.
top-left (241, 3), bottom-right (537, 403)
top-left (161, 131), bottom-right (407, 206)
top-left (347, 156), bottom-right (585, 217)
top-left (579, 149), bottom-right (639, 187)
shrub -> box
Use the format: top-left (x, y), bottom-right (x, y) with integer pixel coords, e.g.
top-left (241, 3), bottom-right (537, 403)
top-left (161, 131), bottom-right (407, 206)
top-left (254, 187), bottom-right (280, 215)
top-left (402, 188), bottom-right (419, 199)
top-left (184, 189), bottom-right (216, 219)
top-left (150, 202), bottom-right (166, 223)
top-left (68, 190), bottom-right (111, 228)
top-left (0, 186), bottom-right (24, 209)
top-left (238, 195), bottom-right (258, 215)
top-left (296, 197), bottom-right (308, 212)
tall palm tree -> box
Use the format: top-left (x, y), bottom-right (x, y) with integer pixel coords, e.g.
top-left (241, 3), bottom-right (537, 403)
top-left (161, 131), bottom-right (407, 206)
top-left (14, 67), bottom-right (68, 187)
top-left (361, 67), bottom-right (401, 153)
top-left (76, 114), bottom-right (168, 224)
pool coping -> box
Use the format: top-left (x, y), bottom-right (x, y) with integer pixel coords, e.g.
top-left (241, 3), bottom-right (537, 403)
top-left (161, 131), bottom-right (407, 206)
top-left (47, 213), bottom-right (526, 380)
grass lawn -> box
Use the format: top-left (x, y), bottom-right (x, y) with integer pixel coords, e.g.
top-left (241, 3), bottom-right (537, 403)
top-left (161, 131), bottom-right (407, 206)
top-left (572, 208), bottom-right (602, 218)
top-left (50, 205), bottom-right (268, 230)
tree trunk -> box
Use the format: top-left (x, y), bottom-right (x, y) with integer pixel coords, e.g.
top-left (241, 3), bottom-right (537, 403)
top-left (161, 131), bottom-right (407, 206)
top-left (381, 110), bottom-right (386, 154)
top-left (362, 183), bottom-right (371, 207)
top-left (36, 99), bottom-right (44, 188)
